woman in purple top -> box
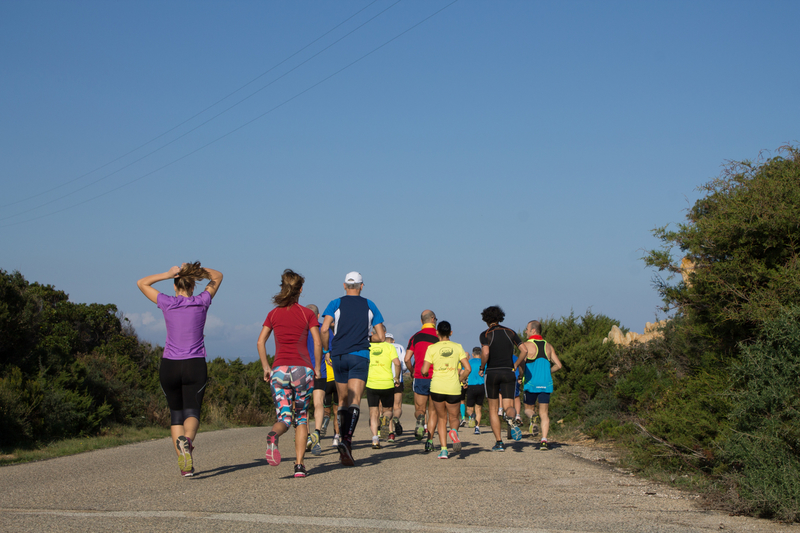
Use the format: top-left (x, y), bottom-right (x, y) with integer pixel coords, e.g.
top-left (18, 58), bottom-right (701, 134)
top-left (137, 262), bottom-right (223, 477)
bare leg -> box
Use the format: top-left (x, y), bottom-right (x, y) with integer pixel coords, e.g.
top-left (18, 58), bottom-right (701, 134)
top-left (433, 401), bottom-right (447, 448)
top-left (429, 401), bottom-right (440, 444)
top-left (391, 392), bottom-right (403, 432)
top-left (295, 423), bottom-right (307, 464)
top-left (475, 404), bottom-right (482, 426)
top-left (312, 389), bottom-right (326, 432)
top-left (369, 406), bottom-right (380, 438)
top-left (487, 398), bottom-right (502, 441)
top-left (445, 402), bottom-right (461, 439)
top-left (540, 402), bottom-right (550, 440)
top-left (413, 393), bottom-right (427, 418)
top-left (502, 397), bottom-right (516, 420)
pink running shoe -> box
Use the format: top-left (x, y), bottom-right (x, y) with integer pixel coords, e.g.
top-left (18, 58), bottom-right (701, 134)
top-left (265, 431), bottom-right (281, 466)
top-left (448, 429), bottom-right (461, 454)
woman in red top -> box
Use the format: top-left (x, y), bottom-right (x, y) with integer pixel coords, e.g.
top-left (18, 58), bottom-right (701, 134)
top-left (257, 269), bottom-right (322, 478)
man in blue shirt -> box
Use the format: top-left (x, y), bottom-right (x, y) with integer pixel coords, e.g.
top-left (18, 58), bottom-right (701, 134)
top-left (321, 271), bottom-right (385, 466)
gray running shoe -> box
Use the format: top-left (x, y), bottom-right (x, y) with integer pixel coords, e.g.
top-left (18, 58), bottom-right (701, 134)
top-left (310, 432), bottom-right (322, 456)
top-left (415, 414), bottom-right (425, 440)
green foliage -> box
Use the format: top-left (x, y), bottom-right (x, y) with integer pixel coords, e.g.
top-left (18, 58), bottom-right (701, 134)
top-left (720, 307), bottom-right (800, 521)
top-left (539, 310), bottom-right (619, 421)
top-left (204, 357), bottom-right (275, 426)
top-left (645, 145), bottom-right (800, 349)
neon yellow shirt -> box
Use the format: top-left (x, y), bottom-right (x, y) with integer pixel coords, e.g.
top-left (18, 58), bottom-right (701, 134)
top-left (367, 342), bottom-right (398, 390)
top-left (425, 340), bottom-right (467, 396)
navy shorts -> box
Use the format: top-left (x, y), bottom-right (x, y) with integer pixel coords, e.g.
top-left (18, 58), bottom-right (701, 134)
top-left (413, 377), bottom-right (432, 396)
top-left (524, 391), bottom-right (551, 405)
top-left (331, 353), bottom-right (369, 383)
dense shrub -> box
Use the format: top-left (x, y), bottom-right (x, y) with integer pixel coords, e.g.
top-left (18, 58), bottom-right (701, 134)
top-left (720, 307), bottom-right (800, 521)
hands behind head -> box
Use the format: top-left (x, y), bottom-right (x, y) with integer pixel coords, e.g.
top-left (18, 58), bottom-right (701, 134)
top-left (168, 266), bottom-right (181, 278)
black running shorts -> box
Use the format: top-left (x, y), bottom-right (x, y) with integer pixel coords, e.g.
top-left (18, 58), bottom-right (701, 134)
top-left (484, 369), bottom-right (515, 400)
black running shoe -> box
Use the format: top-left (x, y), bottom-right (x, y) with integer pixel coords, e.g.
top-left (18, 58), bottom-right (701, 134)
top-left (393, 417), bottom-right (403, 436)
top-left (338, 439), bottom-right (355, 466)
top-left (294, 463), bottom-right (307, 478)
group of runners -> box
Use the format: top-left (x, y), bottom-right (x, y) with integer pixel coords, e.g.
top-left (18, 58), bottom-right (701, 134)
top-left (137, 265), bottom-right (562, 478)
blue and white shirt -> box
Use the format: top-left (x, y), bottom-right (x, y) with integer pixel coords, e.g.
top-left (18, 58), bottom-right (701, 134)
top-left (323, 295), bottom-right (384, 359)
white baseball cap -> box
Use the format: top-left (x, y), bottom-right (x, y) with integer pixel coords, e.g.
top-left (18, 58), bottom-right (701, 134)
top-left (385, 332), bottom-right (394, 340)
top-left (345, 271), bottom-right (363, 284)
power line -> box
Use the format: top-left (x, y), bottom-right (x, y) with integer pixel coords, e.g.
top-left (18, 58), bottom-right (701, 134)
top-left (1, 0), bottom-right (402, 223)
top-left (1, 0), bottom-right (460, 229)
top-left (0, 0), bottom-right (382, 210)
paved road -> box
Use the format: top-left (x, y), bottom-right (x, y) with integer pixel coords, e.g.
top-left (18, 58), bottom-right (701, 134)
top-left (1, 402), bottom-right (795, 533)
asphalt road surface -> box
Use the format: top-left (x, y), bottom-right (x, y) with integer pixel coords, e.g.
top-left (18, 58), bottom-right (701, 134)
top-left (1, 402), bottom-right (795, 533)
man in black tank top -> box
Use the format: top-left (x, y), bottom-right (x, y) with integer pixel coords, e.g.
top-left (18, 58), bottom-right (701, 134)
top-left (478, 306), bottom-right (530, 451)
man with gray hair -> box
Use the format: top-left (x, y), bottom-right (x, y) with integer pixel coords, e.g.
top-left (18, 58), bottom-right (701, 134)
top-left (321, 272), bottom-right (386, 466)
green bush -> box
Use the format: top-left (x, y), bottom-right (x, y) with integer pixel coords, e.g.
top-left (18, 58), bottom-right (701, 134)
top-left (720, 307), bottom-right (800, 521)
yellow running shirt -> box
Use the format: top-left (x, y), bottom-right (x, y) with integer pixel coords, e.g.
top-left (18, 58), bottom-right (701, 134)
top-left (425, 340), bottom-right (467, 396)
top-left (367, 342), bottom-right (398, 390)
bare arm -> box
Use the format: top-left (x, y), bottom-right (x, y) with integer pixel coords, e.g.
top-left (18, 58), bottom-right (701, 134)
top-left (547, 344), bottom-right (563, 372)
top-left (392, 357), bottom-right (401, 382)
top-left (421, 359), bottom-right (432, 377)
top-left (310, 325), bottom-right (322, 378)
top-left (458, 357), bottom-right (471, 382)
top-left (514, 342), bottom-right (529, 372)
top-left (320, 315), bottom-right (333, 364)
top-left (203, 267), bottom-right (224, 299)
top-left (136, 266), bottom-right (180, 304)
top-left (373, 322), bottom-right (386, 343)
top-left (480, 345), bottom-right (489, 377)
top-left (257, 326), bottom-right (273, 382)
top-left (404, 348), bottom-right (415, 376)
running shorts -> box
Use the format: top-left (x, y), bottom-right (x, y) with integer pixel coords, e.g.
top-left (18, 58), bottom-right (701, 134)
top-left (413, 377), bottom-right (432, 396)
top-left (524, 391), bottom-right (551, 405)
top-left (270, 366), bottom-right (313, 427)
top-left (366, 387), bottom-right (394, 408)
top-left (393, 381), bottom-right (405, 394)
top-left (323, 380), bottom-right (339, 408)
top-left (465, 384), bottom-right (486, 407)
top-left (159, 357), bottom-right (208, 425)
top-left (331, 353), bottom-right (369, 383)
top-left (430, 392), bottom-right (462, 404)
top-left (484, 369), bottom-right (515, 400)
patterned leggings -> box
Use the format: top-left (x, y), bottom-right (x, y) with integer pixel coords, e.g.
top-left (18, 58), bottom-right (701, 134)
top-left (270, 366), bottom-right (313, 427)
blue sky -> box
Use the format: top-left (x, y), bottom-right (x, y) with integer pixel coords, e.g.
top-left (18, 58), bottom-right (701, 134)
top-left (2, 0), bottom-right (798, 362)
